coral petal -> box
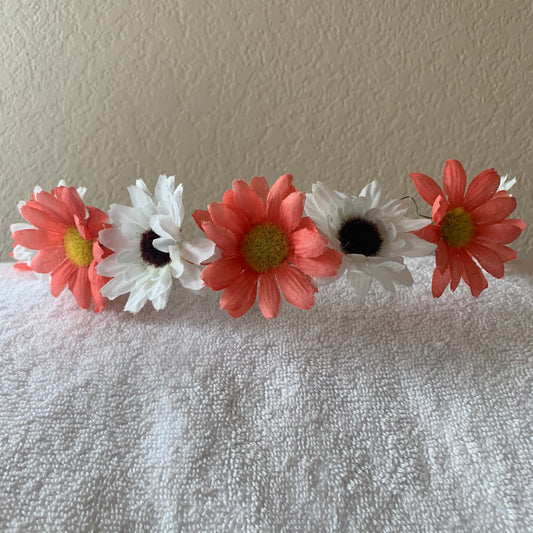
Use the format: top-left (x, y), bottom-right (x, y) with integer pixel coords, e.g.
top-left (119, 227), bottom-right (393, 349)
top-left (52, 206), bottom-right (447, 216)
top-left (70, 268), bottom-right (92, 309)
top-left (276, 263), bottom-right (317, 310)
top-left (475, 239), bottom-right (517, 263)
top-left (202, 257), bottom-right (245, 290)
top-left (12, 229), bottom-right (62, 249)
top-left (50, 260), bottom-right (77, 297)
top-left (232, 180), bottom-right (265, 223)
top-left (192, 209), bottom-right (211, 230)
top-left (476, 220), bottom-right (525, 244)
top-left (32, 191), bottom-right (72, 225)
top-left (470, 196), bottom-right (517, 224)
top-left (208, 202), bottom-right (248, 236)
top-left (251, 176), bottom-right (269, 206)
top-left (449, 250), bottom-right (463, 291)
top-left (278, 192), bottom-right (305, 233)
top-left (220, 270), bottom-right (258, 318)
top-left (258, 272), bottom-right (282, 319)
top-left (413, 224), bottom-right (440, 243)
top-left (432, 267), bottom-right (451, 297)
top-left (201, 222), bottom-right (240, 254)
top-left (432, 195), bottom-right (449, 224)
top-left (466, 241), bottom-right (505, 278)
top-left (409, 172), bottom-right (445, 206)
top-left (266, 174), bottom-right (294, 219)
top-left (435, 242), bottom-right (449, 273)
top-left (458, 249), bottom-right (488, 297)
top-left (31, 247), bottom-right (66, 274)
top-left (55, 186), bottom-right (87, 220)
top-left (289, 249), bottom-right (343, 277)
top-left (19, 204), bottom-right (66, 233)
top-left (442, 159), bottom-right (467, 207)
top-left (289, 228), bottom-right (327, 258)
top-left (463, 168), bottom-right (500, 211)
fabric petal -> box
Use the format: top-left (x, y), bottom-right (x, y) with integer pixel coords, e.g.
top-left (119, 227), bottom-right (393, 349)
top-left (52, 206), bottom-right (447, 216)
top-left (220, 269), bottom-right (258, 318)
top-left (31, 247), bottom-right (66, 274)
top-left (463, 168), bottom-right (500, 211)
top-left (54, 186), bottom-right (87, 220)
top-left (442, 159), bottom-right (467, 207)
top-left (266, 174), bottom-right (294, 220)
top-left (200, 222), bottom-right (240, 255)
top-left (192, 209), bottom-right (211, 230)
top-left (19, 204), bottom-right (66, 233)
top-left (50, 260), bottom-right (77, 297)
top-left (448, 249), bottom-right (463, 291)
top-left (251, 176), bottom-right (269, 206)
top-left (409, 172), bottom-right (445, 207)
top-left (13, 229), bottom-right (63, 250)
top-left (469, 196), bottom-right (517, 225)
top-left (465, 241), bottom-right (505, 279)
top-left (278, 192), bottom-right (306, 233)
top-left (178, 261), bottom-right (204, 291)
top-left (70, 268), bottom-right (92, 309)
top-left (208, 202), bottom-right (248, 236)
top-left (181, 238), bottom-right (216, 265)
top-left (432, 195), bottom-right (449, 224)
top-left (475, 219), bottom-right (526, 244)
top-left (232, 180), bottom-right (265, 224)
top-left (258, 272), bottom-right (282, 319)
top-left (458, 249), bottom-right (488, 297)
top-left (289, 249), bottom-right (342, 278)
top-left (413, 224), bottom-right (440, 243)
top-left (345, 269), bottom-right (372, 299)
top-left (289, 228), bottom-right (327, 258)
top-left (435, 241), bottom-right (449, 273)
top-left (276, 263), bottom-right (317, 310)
top-left (202, 257), bottom-right (245, 290)
top-left (432, 267), bottom-right (451, 298)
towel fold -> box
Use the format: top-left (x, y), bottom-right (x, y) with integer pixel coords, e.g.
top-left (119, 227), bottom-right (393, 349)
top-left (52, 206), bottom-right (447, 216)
top-left (1, 258), bottom-right (532, 532)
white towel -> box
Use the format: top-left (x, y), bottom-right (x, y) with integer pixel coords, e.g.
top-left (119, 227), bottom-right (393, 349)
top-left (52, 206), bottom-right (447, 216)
top-left (0, 257), bottom-right (532, 532)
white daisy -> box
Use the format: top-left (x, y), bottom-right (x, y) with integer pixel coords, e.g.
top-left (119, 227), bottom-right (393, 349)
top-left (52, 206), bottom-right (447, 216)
top-left (11, 181), bottom-right (87, 269)
top-left (97, 175), bottom-right (215, 313)
top-left (305, 181), bottom-right (436, 298)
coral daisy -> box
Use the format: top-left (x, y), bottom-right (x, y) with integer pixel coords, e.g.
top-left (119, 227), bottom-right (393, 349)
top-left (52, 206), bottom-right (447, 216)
top-left (193, 174), bottom-right (343, 319)
top-left (305, 181), bottom-right (436, 298)
top-left (11, 182), bottom-right (87, 271)
top-left (96, 175), bottom-right (215, 313)
top-left (410, 160), bottom-right (527, 297)
top-left (11, 185), bottom-right (112, 311)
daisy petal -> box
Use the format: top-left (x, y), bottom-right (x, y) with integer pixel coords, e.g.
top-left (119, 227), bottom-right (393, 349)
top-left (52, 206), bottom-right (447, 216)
top-left (208, 202), bottom-right (248, 236)
top-left (345, 270), bottom-right (372, 299)
top-left (458, 249), bottom-right (488, 297)
top-left (432, 195), bottom-right (449, 224)
top-left (289, 228), bottom-right (327, 258)
top-left (258, 272), bottom-right (282, 319)
top-left (232, 180), bottom-right (265, 223)
top-left (463, 168), bottom-right (500, 211)
top-left (55, 187), bottom-right (87, 220)
top-left (178, 261), bottom-right (204, 291)
top-left (435, 242), bottom-right (449, 273)
top-left (31, 247), bottom-right (66, 274)
top-left (266, 174), bottom-right (294, 220)
top-left (201, 222), bottom-right (240, 254)
top-left (469, 196), bottom-right (517, 225)
top-left (276, 263), bottom-right (317, 310)
top-left (432, 267), bottom-right (451, 297)
top-left (279, 192), bottom-right (305, 233)
top-left (50, 260), bottom-right (77, 297)
top-left (19, 204), bottom-right (66, 233)
top-left (192, 209), bottom-right (211, 230)
top-left (220, 270), bottom-right (258, 318)
top-left (475, 220), bottom-right (526, 243)
top-left (202, 257), bottom-right (245, 290)
top-left (442, 159), bottom-right (467, 207)
top-left (181, 238), bottom-right (216, 265)
top-left (251, 176), bottom-right (269, 206)
top-left (70, 268), bottom-right (92, 309)
top-left (289, 249), bottom-right (342, 278)
top-left (413, 224), bottom-right (440, 243)
top-left (474, 238), bottom-right (517, 263)
top-left (13, 229), bottom-right (62, 249)
top-left (409, 172), bottom-right (445, 207)
top-left (466, 241), bottom-right (504, 278)
top-left (449, 250), bottom-right (463, 291)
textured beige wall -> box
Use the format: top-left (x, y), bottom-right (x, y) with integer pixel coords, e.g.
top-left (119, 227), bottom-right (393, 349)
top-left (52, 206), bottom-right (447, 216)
top-left (1, 1), bottom-right (531, 260)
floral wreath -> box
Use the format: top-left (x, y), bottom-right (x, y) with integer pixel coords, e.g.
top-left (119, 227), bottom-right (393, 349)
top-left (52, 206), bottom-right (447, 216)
top-left (10, 160), bottom-right (527, 319)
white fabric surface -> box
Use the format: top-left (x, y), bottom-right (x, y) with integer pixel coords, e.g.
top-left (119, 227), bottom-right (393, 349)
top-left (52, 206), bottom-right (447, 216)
top-left (0, 258), bottom-right (532, 532)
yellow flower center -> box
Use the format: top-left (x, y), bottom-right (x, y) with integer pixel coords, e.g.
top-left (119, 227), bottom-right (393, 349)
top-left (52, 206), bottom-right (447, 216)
top-left (241, 223), bottom-right (289, 272)
top-left (440, 207), bottom-right (475, 248)
top-left (63, 226), bottom-right (94, 267)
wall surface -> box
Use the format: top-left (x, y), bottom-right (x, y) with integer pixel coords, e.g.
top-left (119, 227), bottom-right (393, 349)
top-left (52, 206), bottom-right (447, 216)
top-left (1, 0), bottom-right (531, 259)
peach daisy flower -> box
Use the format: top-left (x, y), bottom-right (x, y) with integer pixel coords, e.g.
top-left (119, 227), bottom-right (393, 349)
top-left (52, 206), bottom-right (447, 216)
top-left (11, 185), bottom-right (112, 312)
top-left (410, 160), bottom-right (527, 297)
top-left (193, 174), bottom-right (343, 318)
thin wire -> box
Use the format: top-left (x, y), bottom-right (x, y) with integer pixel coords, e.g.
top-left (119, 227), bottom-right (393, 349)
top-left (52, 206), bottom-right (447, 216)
top-left (400, 196), bottom-right (432, 219)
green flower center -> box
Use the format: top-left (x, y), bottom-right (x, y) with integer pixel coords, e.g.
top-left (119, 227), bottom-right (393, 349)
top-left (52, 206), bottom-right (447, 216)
top-left (241, 223), bottom-right (289, 272)
top-left (440, 207), bottom-right (475, 248)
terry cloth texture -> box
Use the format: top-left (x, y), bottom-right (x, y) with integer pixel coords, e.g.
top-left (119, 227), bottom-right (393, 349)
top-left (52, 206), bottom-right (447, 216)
top-left (0, 258), bottom-right (532, 532)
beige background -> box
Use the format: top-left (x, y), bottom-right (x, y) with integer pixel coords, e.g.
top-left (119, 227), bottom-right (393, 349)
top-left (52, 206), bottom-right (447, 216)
top-left (1, 1), bottom-right (531, 260)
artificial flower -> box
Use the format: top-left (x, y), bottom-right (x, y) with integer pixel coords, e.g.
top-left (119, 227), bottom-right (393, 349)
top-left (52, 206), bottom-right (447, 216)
top-left (97, 175), bottom-right (215, 313)
top-left (11, 185), bottom-right (111, 311)
top-left (410, 159), bottom-right (526, 297)
top-left (11, 181), bottom-right (87, 270)
top-left (193, 174), bottom-right (343, 318)
top-left (305, 181), bottom-right (436, 298)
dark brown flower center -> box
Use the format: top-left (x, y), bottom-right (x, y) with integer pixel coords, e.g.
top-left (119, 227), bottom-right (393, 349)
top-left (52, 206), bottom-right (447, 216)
top-left (338, 218), bottom-right (383, 256)
top-left (140, 229), bottom-right (171, 267)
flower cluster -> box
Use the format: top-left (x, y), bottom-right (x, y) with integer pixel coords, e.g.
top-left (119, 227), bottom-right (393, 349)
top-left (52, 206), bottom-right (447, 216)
top-left (10, 160), bottom-right (526, 318)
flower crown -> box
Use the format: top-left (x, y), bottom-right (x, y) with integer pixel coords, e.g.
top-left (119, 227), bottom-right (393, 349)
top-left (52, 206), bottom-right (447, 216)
top-left (10, 160), bottom-right (527, 319)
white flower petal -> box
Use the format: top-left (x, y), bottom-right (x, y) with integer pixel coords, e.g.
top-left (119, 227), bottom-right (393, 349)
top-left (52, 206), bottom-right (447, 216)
top-left (152, 288), bottom-right (171, 311)
top-left (400, 233), bottom-right (437, 257)
top-left (98, 227), bottom-right (130, 252)
top-left (100, 274), bottom-right (136, 300)
top-left (96, 255), bottom-right (128, 278)
top-left (345, 269), bottom-right (372, 298)
top-left (181, 238), bottom-right (216, 265)
top-left (359, 180), bottom-right (382, 208)
top-left (170, 258), bottom-right (185, 279)
top-left (10, 222), bottom-right (34, 233)
top-left (178, 261), bottom-right (204, 291)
